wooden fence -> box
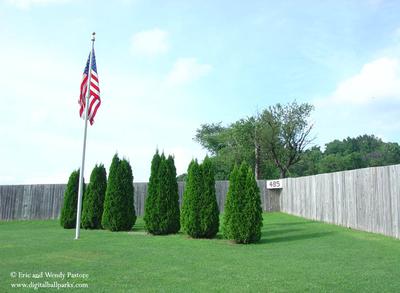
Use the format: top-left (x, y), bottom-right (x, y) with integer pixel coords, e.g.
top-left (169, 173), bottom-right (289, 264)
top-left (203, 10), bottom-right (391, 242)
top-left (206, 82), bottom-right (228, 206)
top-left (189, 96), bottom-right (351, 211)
top-left (280, 164), bottom-right (400, 239)
top-left (0, 181), bottom-right (280, 221)
top-left (0, 184), bottom-right (65, 221)
top-left (1, 164), bottom-right (398, 239)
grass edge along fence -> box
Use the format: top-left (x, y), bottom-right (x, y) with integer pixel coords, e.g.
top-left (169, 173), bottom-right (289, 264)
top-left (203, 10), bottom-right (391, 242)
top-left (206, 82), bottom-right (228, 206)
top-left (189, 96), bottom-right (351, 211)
top-left (1, 163), bottom-right (399, 239)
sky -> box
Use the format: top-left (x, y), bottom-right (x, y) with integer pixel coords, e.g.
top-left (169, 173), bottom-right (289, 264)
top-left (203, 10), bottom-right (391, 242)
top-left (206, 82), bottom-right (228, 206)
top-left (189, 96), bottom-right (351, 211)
top-left (1, 0), bottom-right (400, 184)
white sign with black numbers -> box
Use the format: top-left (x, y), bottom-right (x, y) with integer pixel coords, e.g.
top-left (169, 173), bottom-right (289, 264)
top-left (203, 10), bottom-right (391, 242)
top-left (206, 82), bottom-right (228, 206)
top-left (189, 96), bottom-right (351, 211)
top-left (266, 179), bottom-right (283, 189)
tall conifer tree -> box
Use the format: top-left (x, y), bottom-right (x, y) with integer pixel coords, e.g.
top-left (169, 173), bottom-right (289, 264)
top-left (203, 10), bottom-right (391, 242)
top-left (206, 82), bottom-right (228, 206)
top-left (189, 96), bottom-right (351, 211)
top-left (166, 155), bottom-right (180, 233)
top-left (201, 156), bottom-right (219, 238)
top-left (144, 151), bottom-right (161, 233)
top-left (223, 162), bottom-right (262, 243)
top-left (144, 152), bottom-right (180, 235)
top-left (181, 159), bottom-right (203, 237)
top-left (102, 154), bottom-right (136, 231)
top-left (181, 157), bottom-right (219, 238)
top-left (81, 164), bottom-right (107, 229)
top-left (60, 169), bottom-right (84, 229)
top-left (242, 167), bottom-right (263, 243)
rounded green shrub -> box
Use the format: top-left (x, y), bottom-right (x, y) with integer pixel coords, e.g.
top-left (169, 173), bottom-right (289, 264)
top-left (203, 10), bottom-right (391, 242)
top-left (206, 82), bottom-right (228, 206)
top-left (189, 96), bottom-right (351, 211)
top-left (60, 169), bottom-right (85, 229)
top-left (82, 164), bottom-right (107, 229)
top-left (102, 154), bottom-right (136, 231)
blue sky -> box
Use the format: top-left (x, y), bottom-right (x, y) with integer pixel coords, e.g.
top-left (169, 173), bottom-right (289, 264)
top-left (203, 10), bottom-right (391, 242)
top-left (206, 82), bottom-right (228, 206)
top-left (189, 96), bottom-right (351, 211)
top-left (1, 0), bottom-right (400, 184)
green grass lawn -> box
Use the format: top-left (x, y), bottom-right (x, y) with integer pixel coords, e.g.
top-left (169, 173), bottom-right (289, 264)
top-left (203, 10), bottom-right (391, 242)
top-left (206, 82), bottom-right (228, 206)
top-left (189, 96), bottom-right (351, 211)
top-left (1, 213), bottom-right (400, 292)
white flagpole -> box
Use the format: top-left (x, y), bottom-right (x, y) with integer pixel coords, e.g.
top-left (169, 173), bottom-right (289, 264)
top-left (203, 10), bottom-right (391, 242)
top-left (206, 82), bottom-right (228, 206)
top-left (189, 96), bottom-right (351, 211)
top-left (75, 32), bottom-right (96, 240)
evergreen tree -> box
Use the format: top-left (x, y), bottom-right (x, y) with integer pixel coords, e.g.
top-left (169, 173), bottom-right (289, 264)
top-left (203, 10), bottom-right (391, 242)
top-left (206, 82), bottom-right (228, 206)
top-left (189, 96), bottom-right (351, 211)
top-left (181, 157), bottom-right (220, 238)
top-left (102, 154), bottom-right (120, 230)
top-left (82, 164), bottom-right (107, 229)
top-left (223, 162), bottom-right (262, 243)
top-left (144, 151), bottom-right (162, 233)
top-left (102, 154), bottom-right (136, 231)
top-left (155, 156), bottom-right (179, 234)
top-left (155, 155), bottom-right (169, 234)
top-left (60, 169), bottom-right (84, 229)
top-left (222, 164), bottom-right (242, 239)
top-left (181, 159), bottom-right (203, 237)
top-left (201, 156), bottom-right (220, 238)
top-left (241, 167), bottom-right (263, 243)
top-left (144, 152), bottom-right (180, 235)
top-left (120, 158), bottom-right (136, 228)
top-left (166, 155), bottom-right (180, 233)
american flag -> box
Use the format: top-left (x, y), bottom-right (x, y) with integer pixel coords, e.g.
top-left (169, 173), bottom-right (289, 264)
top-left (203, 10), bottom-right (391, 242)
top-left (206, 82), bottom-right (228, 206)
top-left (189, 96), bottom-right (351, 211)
top-left (79, 49), bottom-right (101, 125)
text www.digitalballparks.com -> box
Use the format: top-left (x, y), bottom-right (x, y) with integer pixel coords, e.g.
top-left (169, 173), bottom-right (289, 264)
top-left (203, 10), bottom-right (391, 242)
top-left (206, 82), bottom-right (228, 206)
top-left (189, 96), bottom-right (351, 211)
top-left (10, 281), bottom-right (88, 290)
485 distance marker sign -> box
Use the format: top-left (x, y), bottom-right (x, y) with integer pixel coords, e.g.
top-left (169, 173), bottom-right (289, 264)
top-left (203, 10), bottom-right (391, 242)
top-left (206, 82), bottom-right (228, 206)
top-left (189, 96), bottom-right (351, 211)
top-left (266, 179), bottom-right (283, 189)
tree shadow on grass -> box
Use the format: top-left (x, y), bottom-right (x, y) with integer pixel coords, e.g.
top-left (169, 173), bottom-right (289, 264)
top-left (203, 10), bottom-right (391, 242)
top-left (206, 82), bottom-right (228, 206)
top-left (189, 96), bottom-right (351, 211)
top-left (264, 221), bottom-right (316, 227)
top-left (261, 228), bottom-right (302, 237)
top-left (259, 231), bottom-right (335, 244)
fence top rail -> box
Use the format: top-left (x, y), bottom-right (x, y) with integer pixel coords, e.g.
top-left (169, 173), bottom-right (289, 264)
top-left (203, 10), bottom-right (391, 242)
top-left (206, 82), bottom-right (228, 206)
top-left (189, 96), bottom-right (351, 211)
top-left (0, 183), bottom-right (67, 187)
top-left (283, 163), bottom-right (400, 180)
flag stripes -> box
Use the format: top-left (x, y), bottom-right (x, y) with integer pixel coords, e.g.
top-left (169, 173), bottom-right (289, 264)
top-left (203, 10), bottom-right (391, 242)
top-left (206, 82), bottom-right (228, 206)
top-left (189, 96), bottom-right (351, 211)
top-left (79, 49), bottom-right (101, 125)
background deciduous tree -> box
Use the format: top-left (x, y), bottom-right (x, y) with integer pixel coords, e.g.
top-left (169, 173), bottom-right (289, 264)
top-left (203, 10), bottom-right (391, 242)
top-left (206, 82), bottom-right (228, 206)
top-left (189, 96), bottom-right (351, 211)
top-left (260, 101), bottom-right (314, 178)
top-left (193, 101), bottom-right (400, 180)
top-left (194, 101), bottom-right (314, 179)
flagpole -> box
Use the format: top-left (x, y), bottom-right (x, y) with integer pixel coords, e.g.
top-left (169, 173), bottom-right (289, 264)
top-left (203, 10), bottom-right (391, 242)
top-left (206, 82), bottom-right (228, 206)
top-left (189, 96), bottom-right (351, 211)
top-left (75, 32), bottom-right (96, 240)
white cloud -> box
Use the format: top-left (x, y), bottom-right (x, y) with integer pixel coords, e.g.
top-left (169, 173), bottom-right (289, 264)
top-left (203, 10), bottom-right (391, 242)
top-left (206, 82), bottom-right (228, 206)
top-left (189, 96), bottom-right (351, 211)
top-left (6, 0), bottom-right (71, 9)
top-left (314, 57), bottom-right (400, 145)
top-left (327, 58), bottom-right (400, 105)
top-left (130, 28), bottom-right (169, 57)
top-left (165, 58), bottom-right (212, 86)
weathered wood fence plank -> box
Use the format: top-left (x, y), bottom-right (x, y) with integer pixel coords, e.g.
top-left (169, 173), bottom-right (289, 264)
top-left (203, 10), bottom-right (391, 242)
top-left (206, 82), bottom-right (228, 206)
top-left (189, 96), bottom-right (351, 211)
top-left (280, 164), bottom-right (400, 239)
